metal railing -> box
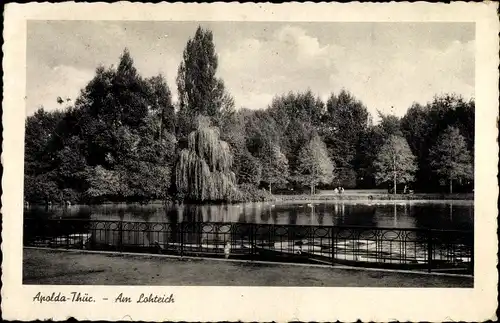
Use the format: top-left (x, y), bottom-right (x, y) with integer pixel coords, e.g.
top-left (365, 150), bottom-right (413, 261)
top-left (23, 218), bottom-right (474, 274)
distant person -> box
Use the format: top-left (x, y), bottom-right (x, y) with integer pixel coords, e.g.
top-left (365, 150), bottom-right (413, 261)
top-left (333, 187), bottom-right (339, 194)
top-left (295, 240), bottom-right (304, 255)
top-left (224, 242), bottom-right (231, 259)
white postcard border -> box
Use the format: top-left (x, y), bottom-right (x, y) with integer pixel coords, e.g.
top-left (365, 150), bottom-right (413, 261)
top-left (2, 2), bottom-right (499, 321)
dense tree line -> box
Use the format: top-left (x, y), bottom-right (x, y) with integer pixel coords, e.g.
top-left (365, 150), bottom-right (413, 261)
top-left (24, 26), bottom-right (474, 204)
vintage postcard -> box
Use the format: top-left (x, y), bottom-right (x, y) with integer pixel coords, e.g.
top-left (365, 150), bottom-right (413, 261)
top-left (2, 2), bottom-right (499, 322)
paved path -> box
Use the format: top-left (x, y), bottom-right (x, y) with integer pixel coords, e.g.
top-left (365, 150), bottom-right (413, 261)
top-left (23, 248), bottom-right (473, 287)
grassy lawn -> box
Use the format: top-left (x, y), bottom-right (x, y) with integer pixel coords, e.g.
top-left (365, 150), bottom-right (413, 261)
top-left (276, 192), bottom-right (473, 201)
top-left (23, 248), bottom-right (472, 287)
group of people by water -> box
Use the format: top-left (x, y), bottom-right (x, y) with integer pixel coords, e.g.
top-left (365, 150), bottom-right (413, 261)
top-left (333, 187), bottom-right (345, 194)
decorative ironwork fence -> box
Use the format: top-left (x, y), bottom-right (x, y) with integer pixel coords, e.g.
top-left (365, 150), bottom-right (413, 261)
top-left (24, 218), bottom-right (473, 274)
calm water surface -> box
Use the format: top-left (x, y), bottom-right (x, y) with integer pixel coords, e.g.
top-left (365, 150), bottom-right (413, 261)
top-left (25, 200), bottom-right (474, 230)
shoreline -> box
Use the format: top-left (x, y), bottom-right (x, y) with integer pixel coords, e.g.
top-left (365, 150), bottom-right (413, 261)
top-left (25, 193), bottom-right (474, 207)
top-left (275, 193), bottom-right (474, 202)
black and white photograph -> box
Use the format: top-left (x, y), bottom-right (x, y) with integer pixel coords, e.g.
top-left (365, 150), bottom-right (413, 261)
top-left (2, 2), bottom-right (498, 322)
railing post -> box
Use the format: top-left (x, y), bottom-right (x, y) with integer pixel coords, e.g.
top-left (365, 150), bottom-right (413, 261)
top-left (119, 221), bottom-right (123, 252)
top-left (89, 221), bottom-right (94, 250)
top-left (470, 232), bottom-right (474, 275)
top-left (180, 223), bottom-right (184, 258)
top-left (427, 229), bottom-right (433, 273)
top-left (66, 221), bottom-right (69, 249)
top-left (250, 224), bottom-right (255, 260)
top-left (331, 226), bottom-right (335, 267)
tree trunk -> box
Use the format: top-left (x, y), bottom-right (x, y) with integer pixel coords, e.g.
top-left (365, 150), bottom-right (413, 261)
top-left (393, 155), bottom-right (397, 196)
top-left (449, 179), bottom-right (453, 194)
top-left (310, 184), bottom-right (314, 195)
top-left (269, 182), bottom-right (272, 195)
top-left (393, 173), bottom-right (397, 196)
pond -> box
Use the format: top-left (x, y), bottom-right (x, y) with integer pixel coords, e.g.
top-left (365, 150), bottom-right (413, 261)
top-left (24, 200), bottom-right (474, 271)
top-left (25, 200), bottom-right (474, 231)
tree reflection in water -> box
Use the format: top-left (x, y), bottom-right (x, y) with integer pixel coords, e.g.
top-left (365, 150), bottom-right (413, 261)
top-left (24, 200), bottom-right (473, 251)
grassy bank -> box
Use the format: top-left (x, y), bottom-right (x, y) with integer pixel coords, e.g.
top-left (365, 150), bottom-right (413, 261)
top-left (276, 192), bottom-right (473, 201)
top-left (24, 248), bottom-right (472, 287)
top-left (25, 191), bottom-right (473, 208)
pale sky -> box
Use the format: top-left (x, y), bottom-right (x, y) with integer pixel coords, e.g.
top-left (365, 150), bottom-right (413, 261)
top-left (26, 21), bottom-right (475, 119)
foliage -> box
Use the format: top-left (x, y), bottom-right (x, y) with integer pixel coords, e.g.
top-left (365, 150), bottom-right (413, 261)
top-left (176, 26), bottom-right (235, 137)
top-left (429, 126), bottom-right (473, 193)
top-left (373, 135), bottom-right (418, 193)
top-left (377, 112), bottom-right (403, 137)
top-left (237, 151), bottom-right (262, 186)
top-left (24, 173), bottom-right (62, 204)
top-left (241, 108), bottom-right (289, 193)
top-left (238, 183), bottom-right (275, 202)
top-left (260, 144), bottom-right (289, 194)
top-left (24, 49), bottom-right (176, 204)
top-left (245, 109), bottom-right (281, 157)
top-left (323, 90), bottom-right (369, 167)
top-left (85, 165), bottom-right (124, 201)
top-left (354, 127), bottom-right (384, 188)
top-left (217, 108), bottom-right (248, 184)
top-left (267, 90), bottom-right (323, 173)
top-left (401, 94), bottom-right (474, 191)
top-left (24, 26), bottom-right (475, 204)
top-left (295, 135), bottom-right (334, 194)
top-left (146, 74), bottom-right (176, 137)
top-left (24, 108), bottom-right (64, 174)
top-left (268, 90), bottom-right (324, 129)
top-left (332, 167), bottom-right (357, 189)
top-left (173, 116), bottom-right (240, 202)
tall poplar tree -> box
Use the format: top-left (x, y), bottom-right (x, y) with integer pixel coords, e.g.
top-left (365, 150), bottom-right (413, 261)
top-left (176, 26), bottom-right (235, 137)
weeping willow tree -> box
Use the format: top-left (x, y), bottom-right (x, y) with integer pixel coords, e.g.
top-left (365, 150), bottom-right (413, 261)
top-left (174, 116), bottom-right (240, 202)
